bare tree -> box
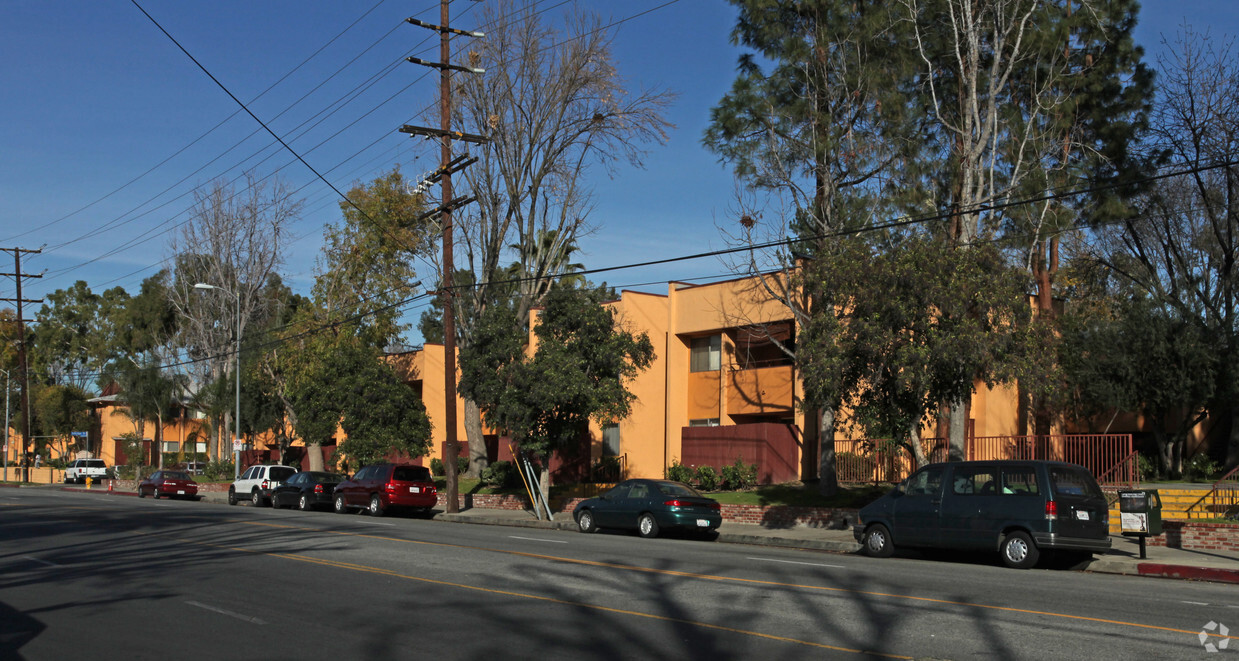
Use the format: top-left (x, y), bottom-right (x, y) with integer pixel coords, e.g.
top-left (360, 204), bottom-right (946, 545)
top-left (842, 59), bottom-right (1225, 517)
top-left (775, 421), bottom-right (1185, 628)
top-left (440, 1), bottom-right (673, 477)
top-left (167, 171), bottom-right (301, 459)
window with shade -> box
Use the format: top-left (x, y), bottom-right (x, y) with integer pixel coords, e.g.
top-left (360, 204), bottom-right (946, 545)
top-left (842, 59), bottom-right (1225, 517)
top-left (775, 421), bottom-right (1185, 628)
top-left (690, 334), bottom-right (721, 372)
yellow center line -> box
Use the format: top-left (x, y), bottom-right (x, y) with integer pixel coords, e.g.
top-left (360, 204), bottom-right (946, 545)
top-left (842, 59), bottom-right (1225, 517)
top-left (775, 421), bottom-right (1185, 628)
top-left (149, 530), bottom-right (908, 659)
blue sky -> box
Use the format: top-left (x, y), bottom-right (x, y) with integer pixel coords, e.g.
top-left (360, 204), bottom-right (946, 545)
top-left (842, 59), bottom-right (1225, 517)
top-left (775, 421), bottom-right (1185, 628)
top-left (1, 1), bottom-right (1235, 343)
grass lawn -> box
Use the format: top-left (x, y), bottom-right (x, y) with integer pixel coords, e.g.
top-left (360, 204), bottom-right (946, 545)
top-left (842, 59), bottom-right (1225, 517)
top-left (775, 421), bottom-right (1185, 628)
top-left (705, 482), bottom-right (893, 509)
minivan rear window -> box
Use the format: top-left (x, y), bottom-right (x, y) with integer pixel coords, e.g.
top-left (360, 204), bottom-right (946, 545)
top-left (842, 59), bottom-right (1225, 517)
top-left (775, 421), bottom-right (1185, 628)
top-left (86, 460), bottom-right (105, 467)
top-left (393, 466), bottom-right (432, 482)
top-left (1049, 466), bottom-right (1103, 499)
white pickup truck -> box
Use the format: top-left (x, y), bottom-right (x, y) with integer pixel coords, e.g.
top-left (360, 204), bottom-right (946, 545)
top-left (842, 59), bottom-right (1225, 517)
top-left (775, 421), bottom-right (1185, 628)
top-left (64, 458), bottom-right (108, 484)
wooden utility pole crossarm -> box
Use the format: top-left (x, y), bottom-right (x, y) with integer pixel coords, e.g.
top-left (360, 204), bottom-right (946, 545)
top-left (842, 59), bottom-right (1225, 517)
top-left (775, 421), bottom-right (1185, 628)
top-left (0, 247), bottom-right (42, 483)
top-left (403, 2), bottom-right (486, 514)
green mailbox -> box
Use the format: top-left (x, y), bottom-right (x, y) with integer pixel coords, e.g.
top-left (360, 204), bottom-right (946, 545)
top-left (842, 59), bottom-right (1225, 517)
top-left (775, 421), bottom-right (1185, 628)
top-left (1118, 489), bottom-right (1163, 537)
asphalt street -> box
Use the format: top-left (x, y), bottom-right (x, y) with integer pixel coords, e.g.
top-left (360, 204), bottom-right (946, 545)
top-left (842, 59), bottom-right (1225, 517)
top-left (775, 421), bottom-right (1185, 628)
top-left (2, 488), bottom-right (1236, 660)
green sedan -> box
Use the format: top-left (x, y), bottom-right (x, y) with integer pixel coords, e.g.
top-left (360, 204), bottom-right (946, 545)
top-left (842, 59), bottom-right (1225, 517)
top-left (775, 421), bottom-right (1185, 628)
top-left (573, 479), bottom-right (723, 538)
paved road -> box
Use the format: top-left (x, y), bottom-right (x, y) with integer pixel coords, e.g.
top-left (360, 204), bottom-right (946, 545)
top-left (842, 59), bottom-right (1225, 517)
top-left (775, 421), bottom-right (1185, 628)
top-left (2, 488), bottom-right (1236, 659)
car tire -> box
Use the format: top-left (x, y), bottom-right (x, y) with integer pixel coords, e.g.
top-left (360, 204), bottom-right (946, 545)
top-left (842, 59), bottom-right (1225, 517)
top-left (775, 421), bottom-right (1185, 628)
top-left (863, 524), bottom-right (895, 558)
top-left (369, 494), bottom-right (384, 517)
top-left (138, 487), bottom-right (146, 498)
top-left (227, 487), bottom-right (238, 506)
top-left (252, 489), bottom-right (263, 507)
top-left (334, 494), bottom-right (348, 514)
top-left (299, 494), bottom-right (311, 511)
top-left (152, 488), bottom-right (160, 500)
top-left (577, 509), bottom-right (597, 533)
top-left (637, 513), bottom-right (660, 538)
top-left (1000, 531), bottom-right (1039, 569)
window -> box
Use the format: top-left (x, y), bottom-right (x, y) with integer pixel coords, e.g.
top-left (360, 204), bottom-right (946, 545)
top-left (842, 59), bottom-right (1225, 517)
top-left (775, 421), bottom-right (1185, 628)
top-left (952, 467), bottom-right (998, 495)
top-left (393, 466), bottom-right (432, 482)
top-left (690, 335), bottom-right (721, 372)
top-left (688, 418), bottom-right (720, 427)
top-left (1001, 468), bottom-right (1039, 495)
top-left (602, 424), bottom-right (621, 457)
top-left (905, 467), bottom-right (944, 497)
top-left (160, 441), bottom-right (178, 453)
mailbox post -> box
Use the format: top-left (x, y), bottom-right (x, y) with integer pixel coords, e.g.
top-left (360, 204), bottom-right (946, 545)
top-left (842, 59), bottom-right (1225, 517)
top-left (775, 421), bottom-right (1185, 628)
top-left (1118, 489), bottom-right (1163, 559)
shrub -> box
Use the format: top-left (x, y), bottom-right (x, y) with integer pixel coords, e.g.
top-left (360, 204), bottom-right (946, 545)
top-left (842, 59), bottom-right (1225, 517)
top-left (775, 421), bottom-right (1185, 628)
top-left (666, 459), bottom-right (694, 484)
top-left (1136, 452), bottom-right (1158, 481)
top-left (695, 465), bottom-right (720, 491)
top-left (721, 456), bottom-right (758, 490)
top-left (458, 456), bottom-right (469, 475)
top-left (481, 460), bottom-right (517, 488)
top-left (1185, 453), bottom-right (1221, 482)
top-left (204, 458), bottom-right (235, 482)
top-left (431, 458), bottom-right (445, 476)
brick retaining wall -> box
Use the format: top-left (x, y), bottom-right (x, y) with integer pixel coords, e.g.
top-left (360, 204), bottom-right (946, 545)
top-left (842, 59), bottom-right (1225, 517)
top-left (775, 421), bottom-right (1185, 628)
top-left (1146, 521), bottom-right (1239, 552)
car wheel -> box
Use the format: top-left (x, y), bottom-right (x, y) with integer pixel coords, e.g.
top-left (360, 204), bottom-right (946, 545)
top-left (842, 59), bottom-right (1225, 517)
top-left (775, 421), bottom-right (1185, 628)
top-left (252, 489), bottom-right (263, 507)
top-left (299, 494), bottom-right (311, 511)
top-left (152, 488), bottom-right (161, 500)
top-left (227, 487), bottom-right (238, 506)
top-left (637, 513), bottom-right (660, 538)
top-left (577, 509), bottom-right (597, 533)
top-left (138, 487), bottom-right (146, 498)
top-left (1000, 531), bottom-right (1039, 569)
top-left (863, 524), bottom-right (895, 558)
top-left (334, 494), bottom-right (348, 514)
top-left (369, 494), bottom-right (385, 517)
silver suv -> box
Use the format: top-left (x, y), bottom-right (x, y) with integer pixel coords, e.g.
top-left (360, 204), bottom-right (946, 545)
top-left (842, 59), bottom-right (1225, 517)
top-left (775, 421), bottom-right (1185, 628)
top-left (229, 465), bottom-right (299, 507)
top-left (64, 459), bottom-right (108, 484)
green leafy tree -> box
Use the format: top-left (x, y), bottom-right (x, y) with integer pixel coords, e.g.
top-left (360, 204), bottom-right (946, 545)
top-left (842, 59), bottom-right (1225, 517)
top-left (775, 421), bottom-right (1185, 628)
top-left (1058, 297), bottom-right (1216, 477)
top-left (460, 285), bottom-right (654, 514)
top-left (109, 358), bottom-right (188, 470)
top-left (29, 383), bottom-right (92, 461)
top-left (30, 281), bottom-right (130, 392)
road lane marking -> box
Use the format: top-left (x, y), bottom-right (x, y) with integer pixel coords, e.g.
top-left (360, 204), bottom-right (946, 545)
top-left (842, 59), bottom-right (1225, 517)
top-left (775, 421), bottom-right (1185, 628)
top-left (1182, 601), bottom-right (1210, 606)
top-left (748, 557), bottom-right (845, 569)
top-left (144, 519), bottom-right (1239, 646)
top-left (22, 556), bottom-right (62, 567)
top-left (509, 536), bottom-right (568, 544)
top-left (363, 521), bottom-right (395, 526)
top-left (185, 601), bottom-right (266, 625)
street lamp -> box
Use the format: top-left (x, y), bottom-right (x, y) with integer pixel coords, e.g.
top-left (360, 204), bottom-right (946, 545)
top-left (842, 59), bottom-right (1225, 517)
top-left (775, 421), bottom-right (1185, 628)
top-left (194, 282), bottom-right (242, 480)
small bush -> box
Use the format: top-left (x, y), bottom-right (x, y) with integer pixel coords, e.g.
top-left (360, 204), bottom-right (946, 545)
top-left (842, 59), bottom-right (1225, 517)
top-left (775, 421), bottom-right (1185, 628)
top-left (666, 459), bottom-right (694, 484)
top-left (721, 456), bottom-right (758, 490)
top-left (481, 460), bottom-right (517, 488)
top-left (204, 458), bottom-right (235, 482)
top-left (458, 456), bottom-right (469, 475)
top-left (1185, 453), bottom-right (1221, 482)
top-left (1136, 452), bottom-right (1158, 481)
top-left (695, 465), bottom-right (720, 491)
top-left (431, 458), bottom-right (445, 476)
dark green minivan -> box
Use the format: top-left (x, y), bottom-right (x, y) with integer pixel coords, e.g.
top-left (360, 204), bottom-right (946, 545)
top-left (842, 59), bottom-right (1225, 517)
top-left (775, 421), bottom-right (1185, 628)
top-left (853, 460), bottom-right (1111, 569)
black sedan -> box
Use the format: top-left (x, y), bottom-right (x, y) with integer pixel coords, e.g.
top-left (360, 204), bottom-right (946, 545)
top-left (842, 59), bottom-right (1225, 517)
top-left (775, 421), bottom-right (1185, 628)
top-left (573, 479), bottom-right (722, 538)
top-left (270, 471), bottom-right (346, 511)
top-left (137, 471), bottom-right (199, 500)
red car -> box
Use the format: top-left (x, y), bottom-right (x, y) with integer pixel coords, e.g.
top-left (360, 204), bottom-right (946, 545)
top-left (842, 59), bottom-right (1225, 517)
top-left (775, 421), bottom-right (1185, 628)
top-left (333, 464), bottom-right (436, 517)
top-left (138, 470), bottom-right (199, 500)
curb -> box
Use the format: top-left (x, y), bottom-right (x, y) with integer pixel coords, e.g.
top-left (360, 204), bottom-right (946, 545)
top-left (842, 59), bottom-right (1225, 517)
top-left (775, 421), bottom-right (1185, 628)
top-left (1136, 562), bottom-right (1239, 584)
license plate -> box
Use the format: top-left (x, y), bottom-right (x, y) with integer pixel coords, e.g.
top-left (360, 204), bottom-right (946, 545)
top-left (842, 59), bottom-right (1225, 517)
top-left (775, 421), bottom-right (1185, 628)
top-left (410, 487), bottom-right (420, 493)
top-left (696, 518), bottom-right (710, 527)
top-left (1076, 511), bottom-right (1090, 520)
top-left (177, 490), bottom-right (185, 495)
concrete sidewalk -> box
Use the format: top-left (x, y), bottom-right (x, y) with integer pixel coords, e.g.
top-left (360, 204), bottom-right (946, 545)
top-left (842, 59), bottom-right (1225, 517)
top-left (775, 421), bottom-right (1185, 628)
top-left (61, 484), bottom-right (1239, 583)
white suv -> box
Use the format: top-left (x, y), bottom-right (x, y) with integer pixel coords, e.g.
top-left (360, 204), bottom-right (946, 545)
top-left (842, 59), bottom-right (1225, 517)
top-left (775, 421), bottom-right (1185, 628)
top-left (64, 459), bottom-right (108, 484)
top-left (229, 465), bottom-right (298, 506)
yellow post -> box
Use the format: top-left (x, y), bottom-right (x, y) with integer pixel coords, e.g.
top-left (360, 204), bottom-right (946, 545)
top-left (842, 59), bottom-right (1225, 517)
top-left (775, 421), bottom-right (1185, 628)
top-left (85, 476), bottom-right (92, 489)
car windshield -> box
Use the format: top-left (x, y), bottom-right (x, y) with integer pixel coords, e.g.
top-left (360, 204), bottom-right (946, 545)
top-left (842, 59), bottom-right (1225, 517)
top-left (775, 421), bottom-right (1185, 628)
top-left (86, 460), bottom-right (105, 467)
top-left (392, 466), bottom-right (431, 482)
top-left (655, 481), bottom-right (703, 497)
top-left (306, 471), bottom-right (343, 482)
top-left (163, 471), bottom-right (190, 480)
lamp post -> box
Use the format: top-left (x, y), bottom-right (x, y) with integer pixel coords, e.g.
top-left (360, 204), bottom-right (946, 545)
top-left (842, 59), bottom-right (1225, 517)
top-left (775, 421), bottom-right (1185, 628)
top-left (194, 283), bottom-right (242, 480)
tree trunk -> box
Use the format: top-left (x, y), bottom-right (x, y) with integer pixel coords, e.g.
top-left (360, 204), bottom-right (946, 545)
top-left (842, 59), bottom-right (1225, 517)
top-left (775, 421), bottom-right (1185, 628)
top-left (463, 398), bottom-right (488, 479)
top-left (907, 423), bottom-right (929, 469)
top-left (307, 440), bottom-right (323, 472)
top-left (1228, 406), bottom-right (1239, 471)
top-left (818, 407), bottom-right (838, 497)
top-left (947, 397), bottom-right (967, 461)
top-left (156, 412), bottom-right (164, 469)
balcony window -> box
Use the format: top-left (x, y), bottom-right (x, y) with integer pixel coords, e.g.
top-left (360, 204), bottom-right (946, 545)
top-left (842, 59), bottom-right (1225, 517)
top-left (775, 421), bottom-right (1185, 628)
top-left (602, 424), bottom-right (621, 457)
top-left (690, 335), bottom-right (721, 372)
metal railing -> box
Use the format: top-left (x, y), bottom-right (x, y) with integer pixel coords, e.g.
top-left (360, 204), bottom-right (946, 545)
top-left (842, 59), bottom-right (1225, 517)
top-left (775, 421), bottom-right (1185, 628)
top-left (1186, 464), bottom-right (1239, 520)
top-left (835, 434), bottom-right (1135, 486)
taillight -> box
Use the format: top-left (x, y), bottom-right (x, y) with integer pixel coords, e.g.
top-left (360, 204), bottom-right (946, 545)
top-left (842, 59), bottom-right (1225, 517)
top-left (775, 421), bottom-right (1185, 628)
top-left (261, 479), bottom-right (269, 490)
top-left (385, 482), bottom-right (397, 492)
top-left (314, 484), bottom-right (324, 494)
top-left (664, 499), bottom-right (718, 510)
top-left (1045, 500), bottom-right (1058, 520)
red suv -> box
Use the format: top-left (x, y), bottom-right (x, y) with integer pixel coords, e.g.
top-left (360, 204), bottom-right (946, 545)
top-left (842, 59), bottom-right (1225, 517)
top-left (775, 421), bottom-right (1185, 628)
top-left (333, 464), bottom-right (437, 517)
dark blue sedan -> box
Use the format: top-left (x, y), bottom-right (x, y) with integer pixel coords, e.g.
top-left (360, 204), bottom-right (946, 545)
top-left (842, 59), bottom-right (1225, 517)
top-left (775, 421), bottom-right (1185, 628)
top-left (270, 471), bottom-right (346, 511)
top-left (573, 479), bottom-right (722, 538)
